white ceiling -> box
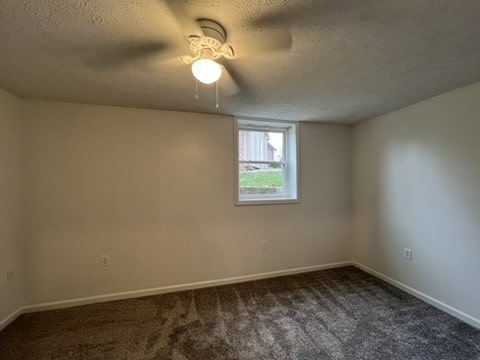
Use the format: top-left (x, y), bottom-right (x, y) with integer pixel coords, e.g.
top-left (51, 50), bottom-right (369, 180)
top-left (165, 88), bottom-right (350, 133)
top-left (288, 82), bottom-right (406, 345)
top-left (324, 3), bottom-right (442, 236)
top-left (1, 0), bottom-right (479, 123)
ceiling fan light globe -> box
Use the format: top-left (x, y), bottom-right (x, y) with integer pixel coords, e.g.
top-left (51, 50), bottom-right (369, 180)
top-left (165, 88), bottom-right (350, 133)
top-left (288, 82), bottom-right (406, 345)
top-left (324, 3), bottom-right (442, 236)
top-left (191, 59), bottom-right (222, 84)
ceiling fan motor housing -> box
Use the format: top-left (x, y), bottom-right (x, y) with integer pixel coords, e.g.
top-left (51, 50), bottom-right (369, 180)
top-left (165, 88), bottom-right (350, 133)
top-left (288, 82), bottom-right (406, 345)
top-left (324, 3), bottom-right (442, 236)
top-left (184, 19), bottom-right (234, 63)
top-left (197, 19), bottom-right (227, 43)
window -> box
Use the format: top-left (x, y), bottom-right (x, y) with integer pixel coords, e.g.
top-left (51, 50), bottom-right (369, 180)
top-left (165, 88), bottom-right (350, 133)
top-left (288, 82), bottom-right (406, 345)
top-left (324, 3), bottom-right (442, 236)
top-left (235, 118), bottom-right (299, 205)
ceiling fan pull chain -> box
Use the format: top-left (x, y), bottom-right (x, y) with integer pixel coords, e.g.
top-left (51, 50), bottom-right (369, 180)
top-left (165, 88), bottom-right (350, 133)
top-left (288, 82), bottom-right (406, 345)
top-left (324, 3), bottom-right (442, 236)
top-left (194, 79), bottom-right (199, 100)
top-left (216, 81), bottom-right (219, 109)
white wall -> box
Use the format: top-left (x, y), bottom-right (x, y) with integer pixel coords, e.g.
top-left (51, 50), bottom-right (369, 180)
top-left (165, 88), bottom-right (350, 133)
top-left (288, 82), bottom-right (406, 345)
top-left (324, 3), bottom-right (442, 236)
top-left (22, 100), bottom-right (352, 305)
top-left (0, 89), bottom-right (23, 321)
top-left (4, 81), bottom-right (479, 327)
top-left (353, 82), bottom-right (480, 321)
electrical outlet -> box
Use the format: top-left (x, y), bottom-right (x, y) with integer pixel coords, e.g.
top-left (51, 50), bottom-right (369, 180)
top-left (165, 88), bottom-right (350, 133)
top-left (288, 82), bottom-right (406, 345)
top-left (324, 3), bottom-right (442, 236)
top-left (404, 248), bottom-right (412, 261)
top-left (6, 271), bottom-right (14, 281)
top-left (262, 240), bottom-right (268, 251)
top-left (101, 255), bottom-right (110, 267)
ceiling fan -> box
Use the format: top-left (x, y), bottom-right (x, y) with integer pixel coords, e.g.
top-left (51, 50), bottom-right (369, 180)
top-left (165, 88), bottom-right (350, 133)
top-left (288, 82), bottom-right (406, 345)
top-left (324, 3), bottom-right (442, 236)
top-left (163, 0), bottom-right (293, 96)
top-left (84, 1), bottom-right (293, 100)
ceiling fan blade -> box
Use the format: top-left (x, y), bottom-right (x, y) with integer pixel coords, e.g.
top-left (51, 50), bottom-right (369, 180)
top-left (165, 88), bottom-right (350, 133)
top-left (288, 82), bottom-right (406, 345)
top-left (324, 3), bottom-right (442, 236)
top-left (141, 56), bottom-right (186, 71)
top-left (180, 55), bottom-right (197, 65)
top-left (250, 6), bottom-right (308, 28)
top-left (220, 65), bottom-right (240, 96)
top-left (84, 41), bottom-right (172, 69)
top-left (232, 30), bottom-right (292, 58)
top-left (164, 0), bottom-right (203, 38)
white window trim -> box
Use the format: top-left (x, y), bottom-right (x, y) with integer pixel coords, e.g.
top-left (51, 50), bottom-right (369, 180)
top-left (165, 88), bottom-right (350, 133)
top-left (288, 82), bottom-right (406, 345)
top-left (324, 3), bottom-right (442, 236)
top-left (234, 117), bottom-right (300, 206)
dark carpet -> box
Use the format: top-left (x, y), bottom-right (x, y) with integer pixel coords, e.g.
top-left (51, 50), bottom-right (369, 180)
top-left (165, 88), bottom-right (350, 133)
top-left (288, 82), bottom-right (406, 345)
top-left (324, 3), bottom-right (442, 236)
top-left (1, 266), bottom-right (479, 359)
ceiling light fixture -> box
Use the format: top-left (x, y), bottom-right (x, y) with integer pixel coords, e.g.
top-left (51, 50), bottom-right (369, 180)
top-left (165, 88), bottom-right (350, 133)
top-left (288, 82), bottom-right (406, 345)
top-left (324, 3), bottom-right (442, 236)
top-left (191, 58), bottom-right (222, 84)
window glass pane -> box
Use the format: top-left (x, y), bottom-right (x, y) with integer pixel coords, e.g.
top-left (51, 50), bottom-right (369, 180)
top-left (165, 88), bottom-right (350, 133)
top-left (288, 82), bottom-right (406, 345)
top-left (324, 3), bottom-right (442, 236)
top-left (239, 163), bottom-right (285, 195)
top-left (238, 130), bottom-right (284, 161)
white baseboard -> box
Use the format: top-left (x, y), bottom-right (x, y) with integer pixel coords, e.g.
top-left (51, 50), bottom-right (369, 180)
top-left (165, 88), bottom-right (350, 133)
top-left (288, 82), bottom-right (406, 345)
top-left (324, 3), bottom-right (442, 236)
top-left (3, 261), bottom-right (478, 332)
top-left (1, 261), bottom-right (348, 330)
top-left (352, 261), bottom-right (480, 329)
top-left (19, 261), bottom-right (352, 315)
top-left (0, 307), bottom-right (23, 331)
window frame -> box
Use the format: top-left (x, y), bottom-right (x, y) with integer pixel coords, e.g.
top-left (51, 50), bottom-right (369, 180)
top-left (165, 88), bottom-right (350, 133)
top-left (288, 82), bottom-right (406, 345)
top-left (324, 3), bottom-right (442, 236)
top-left (234, 117), bottom-right (300, 206)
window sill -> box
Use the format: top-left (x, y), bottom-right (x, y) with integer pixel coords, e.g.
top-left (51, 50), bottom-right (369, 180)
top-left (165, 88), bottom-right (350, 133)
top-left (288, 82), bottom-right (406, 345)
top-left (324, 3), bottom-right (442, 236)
top-left (235, 198), bottom-right (300, 206)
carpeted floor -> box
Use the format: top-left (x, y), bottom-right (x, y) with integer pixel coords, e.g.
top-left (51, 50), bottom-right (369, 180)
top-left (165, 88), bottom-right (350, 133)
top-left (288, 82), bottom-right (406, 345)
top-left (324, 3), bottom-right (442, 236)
top-left (1, 266), bottom-right (479, 360)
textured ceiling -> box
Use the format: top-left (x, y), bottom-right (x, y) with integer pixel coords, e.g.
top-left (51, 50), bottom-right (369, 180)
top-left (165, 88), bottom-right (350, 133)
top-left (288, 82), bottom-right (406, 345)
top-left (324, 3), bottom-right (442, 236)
top-left (1, 0), bottom-right (480, 123)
